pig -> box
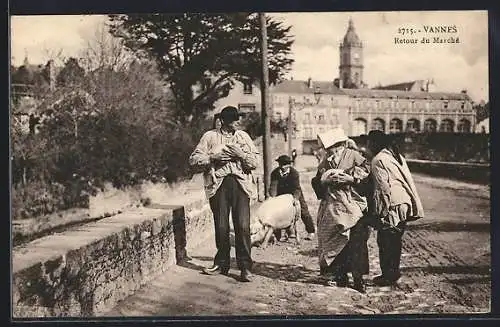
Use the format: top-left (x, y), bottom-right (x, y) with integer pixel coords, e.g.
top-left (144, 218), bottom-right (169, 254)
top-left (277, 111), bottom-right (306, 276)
top-left (249, 194), bottom-right (301, 249)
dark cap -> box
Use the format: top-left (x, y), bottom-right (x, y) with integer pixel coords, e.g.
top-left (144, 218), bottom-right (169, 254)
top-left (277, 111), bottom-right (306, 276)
top-left (276, 154), bottom-right (293, 165)
top-left (219, 106), bottom-right (244, 123)
top-left (367, 130), bottom-right (389, 144)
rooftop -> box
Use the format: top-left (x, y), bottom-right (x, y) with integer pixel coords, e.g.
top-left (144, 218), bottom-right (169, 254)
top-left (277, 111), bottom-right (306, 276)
top-left (271, 80), bottom-right (345, 95)
top-left (373, 81), bottom-right (421, 91)
top-left (271, 79), bottom-right (471, 101)
top-left (341, 88), bottom-right (471, 101)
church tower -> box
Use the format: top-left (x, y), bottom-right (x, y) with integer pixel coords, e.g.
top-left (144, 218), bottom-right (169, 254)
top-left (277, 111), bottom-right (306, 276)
top-left (339, 18), bottom-right (364, 89)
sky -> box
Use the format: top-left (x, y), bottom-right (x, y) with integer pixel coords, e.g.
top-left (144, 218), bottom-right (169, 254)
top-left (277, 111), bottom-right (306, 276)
top-left (10, 11), bottom-right (489, 102)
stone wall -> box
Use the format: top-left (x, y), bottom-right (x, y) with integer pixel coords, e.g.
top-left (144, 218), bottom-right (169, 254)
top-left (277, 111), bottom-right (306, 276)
top-left (12, 197), bottom-right (214, 318)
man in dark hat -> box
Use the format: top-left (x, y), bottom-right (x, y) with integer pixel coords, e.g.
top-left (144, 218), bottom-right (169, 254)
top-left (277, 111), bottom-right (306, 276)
top-left (189, 106), bottom-right (259, 282)
top-left (270, 154), bottom-right (316, 240)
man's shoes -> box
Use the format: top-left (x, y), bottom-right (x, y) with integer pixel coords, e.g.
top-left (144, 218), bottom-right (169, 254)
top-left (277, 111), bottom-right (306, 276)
top-left (240, 269), bottom-right (253, 282)
top-left (353, 278), bottom-right (366, 293)
top-left (334, 274), bottom-right (348, 287)
top-left (202, 265), bottom-right (229, 276)
top-left (373, 275), bottom-right (398, 286)
top-left (305, 233), bottom-right (315, 240)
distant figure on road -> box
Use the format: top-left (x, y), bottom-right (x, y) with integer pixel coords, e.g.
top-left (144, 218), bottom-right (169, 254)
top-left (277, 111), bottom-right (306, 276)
top-left (270, 154), bottom-right (316, 241)
top-left (367, 130), bottom-right (424, 286)
top-left (189, 106), bottom-right (260, 282)
top-left (311, 128), bottom-right (371, 293)
top-left (291, 149), bottom-right (297, 165)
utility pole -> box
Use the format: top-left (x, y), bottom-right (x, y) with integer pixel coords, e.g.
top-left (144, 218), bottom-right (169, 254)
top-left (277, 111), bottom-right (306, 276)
top-left (259, 12), bottom-right (272, 200)
top-left (288, 96), bottom-right (293, 156)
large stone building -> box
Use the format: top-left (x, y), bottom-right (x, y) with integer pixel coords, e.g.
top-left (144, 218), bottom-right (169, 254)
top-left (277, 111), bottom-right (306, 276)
top-left (215, 18), bottom-right (477, 144)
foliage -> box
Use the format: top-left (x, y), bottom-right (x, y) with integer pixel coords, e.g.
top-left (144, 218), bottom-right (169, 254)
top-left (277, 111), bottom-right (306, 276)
top-left (351, 132), bottom-right (490, 163)
top-left (108, 13), bottom-right (294, 124)
top-left (240, 111), bottom-right (262, 139)
top-left (11, 180), bottom-right (89, 220)
top-left (270, 117), bottom-right (296, 135)
top-left (10, 22), bottom-right (215, 220)
top-left (474, 102), bottom-right (489, 123)
top-left (56, 57), bottom-right (86, 87)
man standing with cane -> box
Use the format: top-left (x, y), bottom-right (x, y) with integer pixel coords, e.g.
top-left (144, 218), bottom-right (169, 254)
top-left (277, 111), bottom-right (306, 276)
top-left (189, 106), bottom-right (260, 282)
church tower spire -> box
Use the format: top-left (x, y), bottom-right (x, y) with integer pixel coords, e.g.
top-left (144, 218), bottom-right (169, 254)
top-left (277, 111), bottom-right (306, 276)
top-left (339, 18), bottom-right (364, 89)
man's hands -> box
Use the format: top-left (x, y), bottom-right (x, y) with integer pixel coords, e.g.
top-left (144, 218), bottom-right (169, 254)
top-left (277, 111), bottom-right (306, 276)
top-left (224, 144), bottom-right (246, 159)
top-left (210, 151), bottom-right (232, 162)
top-left (210, 144), bottom-right (246, 162)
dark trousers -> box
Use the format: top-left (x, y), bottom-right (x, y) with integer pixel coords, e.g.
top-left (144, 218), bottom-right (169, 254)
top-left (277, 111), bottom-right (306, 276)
top-left (377, 225), bottom-right (405, 281)
top-left (322, 218), bottom-right (370, 279)
top-left (209, 175), bottom-right (252, 271)
top-left (298, 194), bottom-right (315, 233)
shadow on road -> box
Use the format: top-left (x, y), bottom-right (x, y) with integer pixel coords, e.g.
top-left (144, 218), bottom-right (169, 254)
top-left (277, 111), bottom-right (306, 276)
top-left (400, 264), bottom-right (490, 275)
top-left (192, 256), bottom-right (324, 285)
top-left (298, 248), bottom-right (319, 257)
top-left (109, 279), bottom-right (269, 316)
top-left (407, 221), bottom-right (490, 233)
top-left (444, 276), bottom-right (491, 285)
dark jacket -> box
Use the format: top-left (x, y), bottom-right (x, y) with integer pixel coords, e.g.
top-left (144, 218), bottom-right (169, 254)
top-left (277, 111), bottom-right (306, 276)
top-left (270, 167), bottom-right (303, 199)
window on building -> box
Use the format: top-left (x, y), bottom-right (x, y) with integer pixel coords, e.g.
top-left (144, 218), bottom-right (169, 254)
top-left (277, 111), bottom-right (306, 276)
top-left (243, 81), bottom-right (253, 95)
top-left (352, 118), bottom-right (367, 136)
top-left (461, 102), bottom-right (465, 109)
top-left (330, 114), bottom-right (338, 126)
top-left (371, 118), bottom-right (385, 132)
top-left (424, 119), bottom-right (437, 133)
top-left (439, 119), bottom-right (454, 132)
top-left (318, 114), bottom-right (325, 122)
top-left (406, 118), bottom-right (421, 132)
top-left (443, 101), bottom-right (449, 109)
top-left (457, 119), bottom-right (471, 133)
top-left (304, 113), bottom-right (311, 122)
top-left (238, 103), bottom-right (256, 112)
top-left (354, 72), bottom-right (359, 85)
top-left (389, 118), bottom-right (403, 133)
top-left (304, 127), bottom-right (313, 139)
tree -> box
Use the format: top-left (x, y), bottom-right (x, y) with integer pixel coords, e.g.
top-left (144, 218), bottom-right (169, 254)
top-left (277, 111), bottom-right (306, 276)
top-left (240, 111), bottom-right (262, 139)
top-left (56, 57), bottom-right (85, 87)
top-left (108, 13), bottom-right (294, 125)
top-left (475, 102), bottom-right (489, 122)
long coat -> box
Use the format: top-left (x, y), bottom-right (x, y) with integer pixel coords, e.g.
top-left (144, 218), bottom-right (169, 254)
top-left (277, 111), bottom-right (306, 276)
top-left (312, 148), bottom-right (370, 267)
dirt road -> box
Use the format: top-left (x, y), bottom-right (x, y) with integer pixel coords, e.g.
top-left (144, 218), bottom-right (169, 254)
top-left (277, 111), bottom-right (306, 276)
top-left (104, 159), bottom-right (490, 316)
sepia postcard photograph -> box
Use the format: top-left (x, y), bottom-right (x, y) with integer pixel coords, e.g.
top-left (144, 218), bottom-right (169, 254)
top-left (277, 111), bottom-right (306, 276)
top-left (10, 10), bottom-right (490, 318)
